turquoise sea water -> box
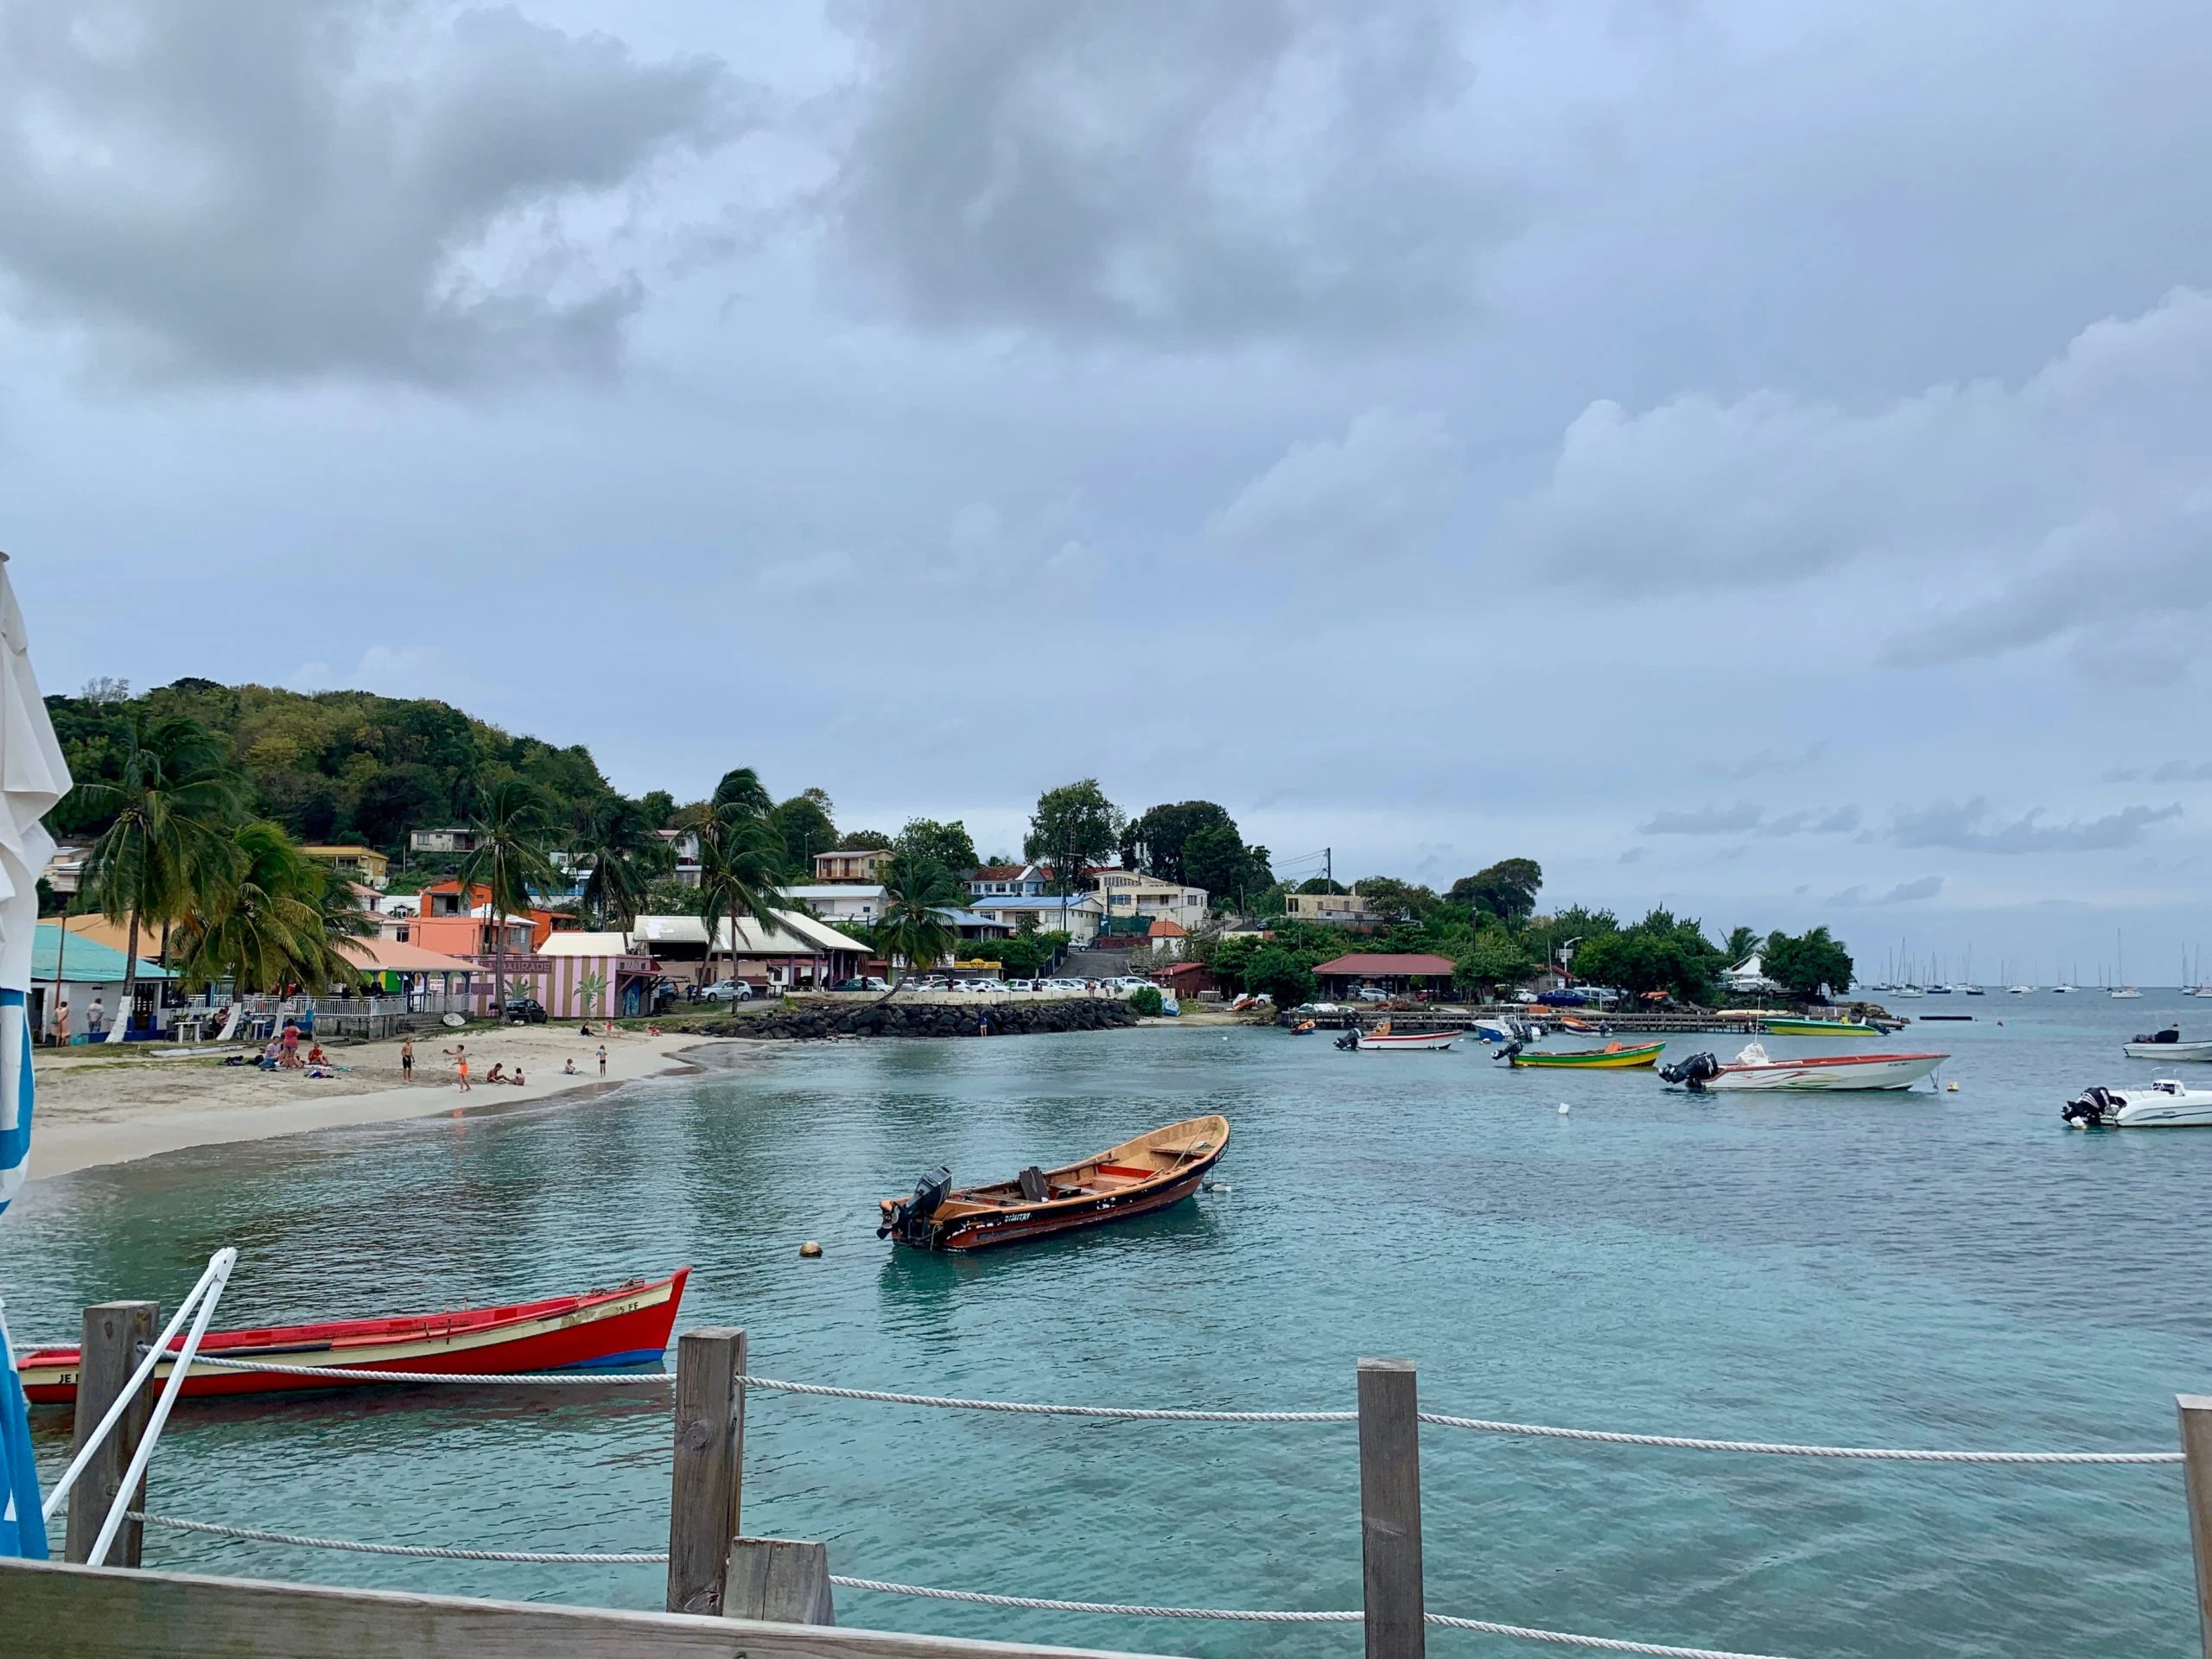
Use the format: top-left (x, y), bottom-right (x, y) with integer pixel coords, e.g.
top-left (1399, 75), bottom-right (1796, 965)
top-left (7, 996), bottom-right (2211, 1658)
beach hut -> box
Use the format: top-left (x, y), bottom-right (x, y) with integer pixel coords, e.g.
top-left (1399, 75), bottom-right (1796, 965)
top-left (32, 924), bottom-right (173, 1044)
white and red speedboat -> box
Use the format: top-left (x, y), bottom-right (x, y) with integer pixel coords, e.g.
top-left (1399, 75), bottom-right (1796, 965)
top-left (1659, 1042), bottom-right (1946, 1092)
top-left (1338, 1021), bottom-right (1456, 1052)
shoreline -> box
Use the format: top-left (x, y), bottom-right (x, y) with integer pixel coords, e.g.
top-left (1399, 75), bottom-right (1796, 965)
top-left (27, 1027), bottom-right (721, 1182)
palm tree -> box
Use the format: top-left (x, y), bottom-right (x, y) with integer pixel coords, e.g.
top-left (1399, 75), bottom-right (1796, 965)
top-left (175, 822), bottom-right (360, 994)
top-left (694, 805), bottom-right (787, 994)
top-left (578, 796), bottom-right (670, 934)
top-left (454, 779), bottom-right (557, 1024)
top-left (74, 716), bottom-right (242, 1037)
top-left (874, 852), bottom-right (963, 997)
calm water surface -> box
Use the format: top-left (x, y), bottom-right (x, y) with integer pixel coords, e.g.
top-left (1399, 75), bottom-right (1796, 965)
top-left (7, 997), bottom-right (2210, 1658)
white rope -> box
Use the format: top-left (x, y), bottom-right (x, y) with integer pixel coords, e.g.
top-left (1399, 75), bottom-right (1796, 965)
top-left (133, 1512), bottom-right (665, 1564)
top-left (737, 1376), bottom-right (1354, 1421)
top-left (184, 1354), bottom-right (675, 1385)
top-left (830, 1576), bottom-right (1357, 1622)
top-left (151, 1357), bottom-right (2185, 1461)
top-left (134, 1513), bottom-right (1791, 1655)
top-left (831, 1578), bottom-right (1790, 1656)
top-left (1418, 1411), bottom-right (2183, 1464)
top-left (1425, 1613), bottom-right (1791, 1658)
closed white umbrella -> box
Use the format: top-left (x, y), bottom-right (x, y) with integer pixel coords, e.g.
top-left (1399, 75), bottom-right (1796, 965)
top-left (0, 553), bottom-right (72, 1559)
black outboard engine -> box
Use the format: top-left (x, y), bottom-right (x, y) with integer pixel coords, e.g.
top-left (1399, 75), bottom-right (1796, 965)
top-left (1335, 1027), bottom-right (1361, 1050)
top-left (1659, 1052), bottom-right (1722, 1090)
top-left (878, 1165), bottom-right (953, 1243)
top-left (2062, 1087), bottom-right (2118, 1128)
top-left (1494, 1039), bottom-right (1522, 1064)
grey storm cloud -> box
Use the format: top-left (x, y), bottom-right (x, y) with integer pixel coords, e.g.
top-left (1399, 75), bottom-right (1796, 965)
top-left (1637, 803), bottom-right (1761, 836)
top-left (1890, 798), bottom-right (2183, 854)
top-left (1830, 875), bottom-right (1945, 906)
top-left (0, 0), bottom-right (740, 384)
top-left (1637, 803), bottom-right (1858, 837)
top-left (1497, 289), bottom-right (2212, 670)
top-left (1206, 408), bottom-right (1459, 562)
top-left (825, 0), bottom-right (1502, 341)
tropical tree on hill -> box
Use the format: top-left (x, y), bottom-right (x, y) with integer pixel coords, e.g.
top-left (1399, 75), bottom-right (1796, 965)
top-left (75, 716), bottom-right (244, 1034)
top-left (578, 795), bottom-right (670, 933)
top-left (455, 779), bottom-right (557, 1021)
top-left (1449, 859), bottom-right (1544, 925)
top-left (893, 817), bottom-right (979, 873)
top-left (772, 788), bottom-right (838, 872)
top-left (1026, 779), bottom-right (1124, 935)
top-left (874, 852), bottom-right (964, 995)
top-left (1764, 927), bottom-right (1853, 999)
top-left (710, 766), bottom-right (773, 819)
top-left (175, 821), bottom-right (362, 995)
top-left (694, 804), bottom-right (788, 992)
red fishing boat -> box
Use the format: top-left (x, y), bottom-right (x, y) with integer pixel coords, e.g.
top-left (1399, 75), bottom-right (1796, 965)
top-left (17, 1268), bottom-right (688, 1406)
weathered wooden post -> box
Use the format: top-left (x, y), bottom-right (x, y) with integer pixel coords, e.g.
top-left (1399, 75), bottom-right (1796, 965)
top-left (1358, 1357), bottom-right (1425, 1659)
top-left (667, 1327), bottom-right (746, 1616)
top-left (66, 1300), bottom-right (158, 1566)
top-left (725, 1536), bottom-right (836, 1624)
top-left (2180, 1394), bottom-right (2212, 1658)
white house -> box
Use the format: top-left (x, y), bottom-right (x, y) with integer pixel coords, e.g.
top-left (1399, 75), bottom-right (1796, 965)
top-left (1090, 868), bottom-right (1208, 929)
top-left (965, 892), bottom-right (1105, 944)
top-left (779, 883), bottom-right (887, 925)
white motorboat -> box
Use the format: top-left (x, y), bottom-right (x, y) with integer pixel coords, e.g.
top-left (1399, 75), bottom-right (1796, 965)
top-left (1337, 1023), bottom-right (1456, 1052)
top-left (2062, 1080), bottom-right (2212, 1128)
top-left (1659, 1042), bottom-right (1948, 1092)
top-left (2121, 1027), bottom-right (2212, 1061)
top-left (2051, 983), bottom-right (2074, 994)
top-left (2110, 986), bottom-right (2143, 1000)
top-left (2008, 984), bottom-right (2034, 995)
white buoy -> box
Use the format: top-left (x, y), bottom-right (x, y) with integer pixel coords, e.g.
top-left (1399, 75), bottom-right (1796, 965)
top-left (1945, 1080), bottom-right (1960, 1092)
top-left (1558, 1103), bottom-right (1572, 1116)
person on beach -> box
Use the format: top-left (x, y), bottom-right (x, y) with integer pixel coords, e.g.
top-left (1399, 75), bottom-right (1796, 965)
top-left (563, 1058), bottom-right (576, 1075)
top-left (279, 1021), bottom-right (302, 1069)
top-left (401, 1035), bottom-right (414, 1084)
top-left (510, 1067), bottom-right (525, 1087)
top-left (596, 1043), bottom-right (607, 1077)
top-left (484, 1063), bottom-right (507, 1084)
top-left (445, 1042), bottom-right (470, 1090)
top-left (52, 1000), bottom-right (68, 1046)
top-left (306, 1041), bottom-right (328, 1067)
top-left (87, 997), bottom-right (105, 1039)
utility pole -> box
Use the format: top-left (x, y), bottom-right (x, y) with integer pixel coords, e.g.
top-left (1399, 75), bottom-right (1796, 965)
top-left (1325, 847), bottom-right (1332, 889)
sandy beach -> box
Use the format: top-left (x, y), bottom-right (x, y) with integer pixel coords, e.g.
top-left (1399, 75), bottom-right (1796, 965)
top-left (28, 1025), bottom-right (720, 1180)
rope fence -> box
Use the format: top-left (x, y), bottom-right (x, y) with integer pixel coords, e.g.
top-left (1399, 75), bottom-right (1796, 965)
top-left (149, 1356), bottom-right (2183, 1462)
top-left (130, 1513), bottom-right (1793, 1659)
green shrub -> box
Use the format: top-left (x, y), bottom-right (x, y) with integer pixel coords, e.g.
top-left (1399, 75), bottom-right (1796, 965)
top-left (1127, 985), bottom-right (1165, 1016)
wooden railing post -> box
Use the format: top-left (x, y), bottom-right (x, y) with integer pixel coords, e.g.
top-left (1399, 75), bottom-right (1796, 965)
top-left (667, 1327), bottom-right (746, 1616)
top-left (66, 1301), bottom-right (158, 1567)
top-left (2181, 1394), bottom-right (2212, 1658)
top-left (1358, 1357), bottom-right (1425, 1659)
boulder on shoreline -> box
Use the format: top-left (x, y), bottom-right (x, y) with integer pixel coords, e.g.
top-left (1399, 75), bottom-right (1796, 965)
top-left (721, 998), bottom-right (1140, 1042)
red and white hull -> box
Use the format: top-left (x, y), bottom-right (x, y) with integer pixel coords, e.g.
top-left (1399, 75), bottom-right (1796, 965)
top-left (1704, 1052), bottom-right (1946, 1091)
top-left (1357, 1030), bottom-right (1457, 1052)
top-left (18, 1269), bottom-right (688, 1406)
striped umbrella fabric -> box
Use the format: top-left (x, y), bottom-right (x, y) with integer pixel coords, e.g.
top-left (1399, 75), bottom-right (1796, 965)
top-left (0, 556), bottom-right (72, 1560)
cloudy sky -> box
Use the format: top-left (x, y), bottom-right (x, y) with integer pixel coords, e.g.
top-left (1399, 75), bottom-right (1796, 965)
top-left (8, 0), bottom-right (2212, 980)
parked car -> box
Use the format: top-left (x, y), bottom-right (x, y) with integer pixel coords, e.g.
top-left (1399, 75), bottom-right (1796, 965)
top-left (830, 976), bottom-right (888, 993)
top-left (1352, 987), bottom-right (1391, 1004)
top-left (504, 998), bottom-right (547, 1025)
top-left (698, 980), bottom-right (752, 1003)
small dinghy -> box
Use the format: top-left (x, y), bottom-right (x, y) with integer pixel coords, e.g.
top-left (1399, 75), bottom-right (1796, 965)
top-left (1336, 1021), bottom-right (1455, 1052)
top-left (877, 1116), bottom-right (1230, 1251)
top-left (1659, 1043), bottom-right (1945, 1092)
top-left (1759, 1016), bottom-right (1879, 1038)
top-left (18, 1269), bottom-right (690, 1406)
top-left (2121, 1026), bottom-right (2212, 1061)
top-left (1497, 1039), bottom-right (1665, 1069)
top-left (2063, 1081), bottom-right (2212, 1128)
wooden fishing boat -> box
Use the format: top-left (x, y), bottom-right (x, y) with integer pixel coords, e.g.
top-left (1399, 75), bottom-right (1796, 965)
top-left (878, 1116), bottom-right (1228, 1252)
top-left (1337, 1021), bottom-right (1455, 1052)
top-left (1500, 1040), bottom-right (1665, 1069)
top-left (18, 1268), bottom-right (689, 1406)
top-left (1759, 1017), bottom-right (1879, 1038)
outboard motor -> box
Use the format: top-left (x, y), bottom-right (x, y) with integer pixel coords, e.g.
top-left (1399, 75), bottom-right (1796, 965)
top-left (1659, 1052), bottom-right (1723, 1090)
top-left (1494, 1039), bottom-right (1522, 1064)
top-left (878, 1165), bottom-right (954, 1242)
top-left (1335, 1027), bottom-right (1361, 1051)
top-left (2062, 1087), bottom-right (2118, 1128)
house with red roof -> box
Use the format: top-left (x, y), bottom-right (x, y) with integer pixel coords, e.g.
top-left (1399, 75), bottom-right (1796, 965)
top-left (1311, 952), bottom-right (1459, 1000)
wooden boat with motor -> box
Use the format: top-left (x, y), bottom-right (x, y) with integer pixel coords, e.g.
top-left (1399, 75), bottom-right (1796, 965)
top-left (17, 1268), bottom-right (689, 1406)
top-left (878, 1116), bottom-right (1229, 1252)
top-left (1336, 1021), bottom-right (1456, 1052)
top-left (1498, 1039), bottom-right (1666, 1069)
